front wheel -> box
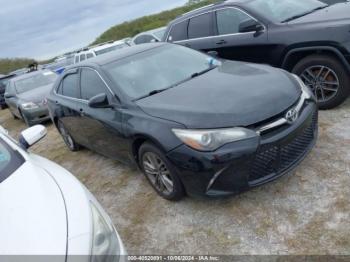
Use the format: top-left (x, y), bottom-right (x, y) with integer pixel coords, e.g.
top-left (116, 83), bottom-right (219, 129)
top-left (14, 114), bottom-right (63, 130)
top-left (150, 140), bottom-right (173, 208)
top-left (57, 120), bottom-right (80, 151)
top-left (19, 109), bottom-right (32, 127)
top-left (292, 54), bottom-right (350, 109)
top-left (139, 142), bottom-right (185, 201)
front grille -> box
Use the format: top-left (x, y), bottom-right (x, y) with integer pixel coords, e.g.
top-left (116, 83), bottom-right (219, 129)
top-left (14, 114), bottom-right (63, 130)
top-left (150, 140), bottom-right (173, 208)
top-left (249, 111), bottom-right (317, 183)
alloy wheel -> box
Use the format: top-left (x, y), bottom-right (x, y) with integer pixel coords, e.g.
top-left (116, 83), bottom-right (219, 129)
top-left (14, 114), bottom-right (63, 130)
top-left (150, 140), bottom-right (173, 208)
top-left (300, 65), bottom-right (339, 103)
top-left (142, 152), bottom-right (174, 196)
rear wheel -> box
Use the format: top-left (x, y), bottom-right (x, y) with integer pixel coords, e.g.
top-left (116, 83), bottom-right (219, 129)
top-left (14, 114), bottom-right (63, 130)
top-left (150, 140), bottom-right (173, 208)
top-left (57, 120), bottom-right (80, 151)
top-left (292, 54), bottom-right (350, 109)
top-left (139, 142), bottom-right (185, 201)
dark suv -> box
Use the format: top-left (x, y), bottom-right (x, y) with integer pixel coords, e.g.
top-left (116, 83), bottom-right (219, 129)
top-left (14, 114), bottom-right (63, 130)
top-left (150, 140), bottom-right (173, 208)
top-left (163, 0), bottom-right (350, 109)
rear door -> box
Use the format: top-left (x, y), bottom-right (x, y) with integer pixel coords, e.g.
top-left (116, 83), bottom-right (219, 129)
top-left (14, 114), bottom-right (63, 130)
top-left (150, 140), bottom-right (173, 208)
top-left (78, 67), bottom-right (131, 164)
top-left (212, 7), bottom-right (268, 63)
top-left (169, 13), bottom-right (217, 53)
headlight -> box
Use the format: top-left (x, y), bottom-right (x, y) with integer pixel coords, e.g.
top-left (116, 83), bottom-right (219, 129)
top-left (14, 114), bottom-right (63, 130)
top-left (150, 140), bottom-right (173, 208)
top-left (292, 74), bottom-right (314, 100)
top-left (172, 127), bottom-right (257, 151)
top-left (91, 203), bottom-right (120, 262)
top-left (21, 102), bottom-right (39, 110)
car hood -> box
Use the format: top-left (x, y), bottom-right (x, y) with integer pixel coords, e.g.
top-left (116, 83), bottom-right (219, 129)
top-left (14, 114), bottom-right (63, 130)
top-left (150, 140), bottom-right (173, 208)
top-left (17, 83), bottom-right (53, 103)
top-left (0, 161), bottom-right (67, 256)
top-left (289, 3), bottom-right (350, 24)
top-left (136, 61), bottom-right (301, 128)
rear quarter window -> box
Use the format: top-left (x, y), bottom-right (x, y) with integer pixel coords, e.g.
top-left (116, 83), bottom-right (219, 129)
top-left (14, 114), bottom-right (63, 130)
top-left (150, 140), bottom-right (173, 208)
top-left (61, 72), bottom-right (80, 99)
top-left (167, 20), bottom-right (189, 42)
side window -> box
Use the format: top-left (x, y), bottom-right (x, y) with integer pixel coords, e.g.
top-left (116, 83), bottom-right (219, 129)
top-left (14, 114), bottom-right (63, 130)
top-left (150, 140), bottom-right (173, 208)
top-left (80, 54), bottom-right (86, 62)
top-left (135, 35), bottom-right (157, 44)
top-left (75, 56), bottom-right (79, 64)
top-left (56, 81), bottom-right (63, 95)
top-left (143, 35), bottom-right (157, 43)
top-left (188, 13), bottom-right (213, 39)
top-left (168, 20), bottom-right (188, 42)
top-left (216, 8), bottom-right (255, 35)
top-left (86, 53), bottom-right (94, 59)
top-left (80, 69), bottom-right (107, 100)
top-left (134, 36), bottom-right (146, 45)
top-left (62, 72), bottom-right (80, 98)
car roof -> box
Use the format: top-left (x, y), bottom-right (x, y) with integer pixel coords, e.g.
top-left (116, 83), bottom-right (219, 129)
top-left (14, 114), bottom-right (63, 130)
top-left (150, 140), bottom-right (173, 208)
top-left (145, 26), bottom-right (167, 34)
top-left (9, 69), bottom-right (54, 82)
top-left (92, 40), bottom-right (128, 52)
top-left (69, 43), bottom-right (166, 68)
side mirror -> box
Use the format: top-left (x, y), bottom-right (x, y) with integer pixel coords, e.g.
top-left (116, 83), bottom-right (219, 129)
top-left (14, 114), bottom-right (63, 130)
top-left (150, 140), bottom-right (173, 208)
top-left (4, 93), bottom-right (13, 99)
top-left (19, 125), bottom-right (47, 149)
top-left (88, 93), bottom-right (111, 108)
top-left (239, 19), bottom-right (264, 33)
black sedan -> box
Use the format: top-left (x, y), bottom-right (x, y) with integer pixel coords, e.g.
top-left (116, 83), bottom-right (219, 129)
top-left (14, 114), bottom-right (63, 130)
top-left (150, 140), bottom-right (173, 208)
top-left (48, 43), bottom-right (318, 201)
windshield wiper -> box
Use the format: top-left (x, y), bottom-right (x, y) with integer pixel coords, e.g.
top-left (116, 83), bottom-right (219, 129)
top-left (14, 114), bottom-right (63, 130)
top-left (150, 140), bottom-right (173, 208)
top-left (135, 88), bottom-right (168, 101)
top-left (191, 66), bottom-right (217, 79)
top-left (281, 5), bottom-right (329, 23)
top-left (134, 66), bottom-right (218, 101)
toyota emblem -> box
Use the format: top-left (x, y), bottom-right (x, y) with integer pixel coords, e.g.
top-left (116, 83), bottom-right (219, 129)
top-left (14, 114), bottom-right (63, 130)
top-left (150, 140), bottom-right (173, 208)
top-left (285, 108), bottom-right (298, 123)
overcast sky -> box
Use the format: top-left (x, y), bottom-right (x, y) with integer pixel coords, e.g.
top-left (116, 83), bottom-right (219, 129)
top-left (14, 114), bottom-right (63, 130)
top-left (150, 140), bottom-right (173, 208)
top-left (0, 0), bottom-right (188, 60)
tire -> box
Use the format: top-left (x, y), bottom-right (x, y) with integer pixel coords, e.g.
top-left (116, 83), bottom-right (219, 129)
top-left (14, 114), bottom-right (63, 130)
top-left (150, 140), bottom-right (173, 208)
top-left (139, 142), bottom-right (185, 201)
top-left (10, 110), bottom-right (19, 119)
top-left (292, 54), bottom-right (350, 109)
top-left (57, 120), bottom-right (80, 151)
top-left (18, 108), bottom-right (32, 127)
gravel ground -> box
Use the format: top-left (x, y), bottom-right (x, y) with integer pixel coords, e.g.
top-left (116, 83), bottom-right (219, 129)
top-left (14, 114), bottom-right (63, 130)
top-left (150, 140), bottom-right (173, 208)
top-left (0, 101), bottom-right (349, 255)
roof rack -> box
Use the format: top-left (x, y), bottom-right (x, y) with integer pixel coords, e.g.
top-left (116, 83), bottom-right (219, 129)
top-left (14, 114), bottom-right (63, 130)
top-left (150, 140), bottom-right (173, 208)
top-left (180, 1), bottom-right (225, 17)
top-left (181, 4), bottom-right (215, 17)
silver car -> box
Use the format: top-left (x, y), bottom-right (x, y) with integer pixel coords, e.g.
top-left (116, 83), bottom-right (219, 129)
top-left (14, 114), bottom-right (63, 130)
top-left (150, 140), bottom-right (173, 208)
top-left (4, 70), bottom-right (57, 126)
top-left (131, 27), bottom-right (166, 45)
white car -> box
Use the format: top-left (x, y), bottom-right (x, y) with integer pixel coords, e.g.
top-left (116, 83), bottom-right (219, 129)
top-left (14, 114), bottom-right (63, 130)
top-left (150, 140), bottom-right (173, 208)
top-left (74, 40), bottom-right (130, 64)
top-left (131, 27), bottom-right (166, 45)
top-left (0, 125), bottom-right (126, 261)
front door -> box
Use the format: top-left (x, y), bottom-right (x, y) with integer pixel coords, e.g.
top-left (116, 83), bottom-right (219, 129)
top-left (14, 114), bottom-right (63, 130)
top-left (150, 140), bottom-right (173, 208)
top-left (212, 7), bottom-right (269, 63)
top-left (77, 68), bottom-right (131, 164)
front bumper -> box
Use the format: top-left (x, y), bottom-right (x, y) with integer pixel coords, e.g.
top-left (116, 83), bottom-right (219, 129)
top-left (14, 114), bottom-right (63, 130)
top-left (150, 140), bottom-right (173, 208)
top-left (167, 102), bottom-right (318, 198)
top-left (22, 106), bottom-right (51, 124)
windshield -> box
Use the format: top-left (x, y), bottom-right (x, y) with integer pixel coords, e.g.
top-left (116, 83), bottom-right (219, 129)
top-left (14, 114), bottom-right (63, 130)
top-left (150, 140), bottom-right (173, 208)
top-left (246, 0), bottom-right (327, 22)
top-left (104, 45), bottom-right (215, 99)
top-left (14, 71), bottom-right (57, 94)
top-left (0, 137), bottom-right (24, 183)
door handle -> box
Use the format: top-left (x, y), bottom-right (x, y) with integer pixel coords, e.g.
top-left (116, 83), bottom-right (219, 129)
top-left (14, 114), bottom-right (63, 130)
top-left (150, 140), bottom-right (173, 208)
top-left (216, 39), bottom-right (227, 45)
